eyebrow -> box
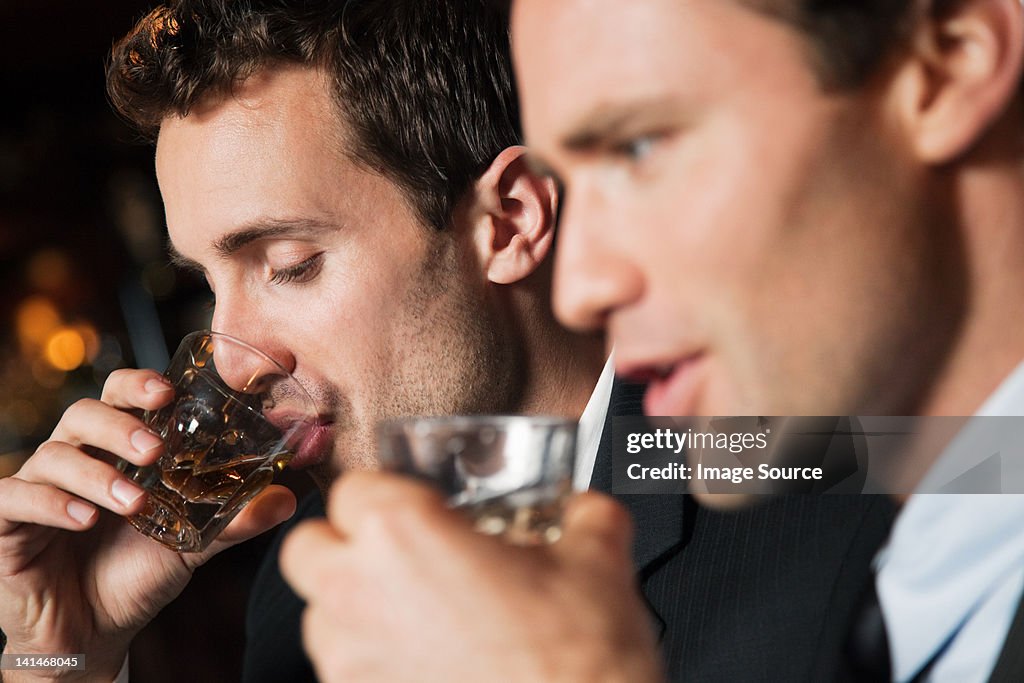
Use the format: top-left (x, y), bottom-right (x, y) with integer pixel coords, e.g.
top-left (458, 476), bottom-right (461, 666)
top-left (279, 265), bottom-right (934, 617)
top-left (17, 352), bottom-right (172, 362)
top-left (167, 217), bottom-right (337, 274)
top-left (559, 98), bottom-right (679, 153)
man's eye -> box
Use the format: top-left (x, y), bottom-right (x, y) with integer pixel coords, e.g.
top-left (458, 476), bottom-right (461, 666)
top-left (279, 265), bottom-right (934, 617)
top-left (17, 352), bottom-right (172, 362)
top-left (611, 133), bottom-right (664, 164)
top-left (269, 253), bottom-right (325, 285)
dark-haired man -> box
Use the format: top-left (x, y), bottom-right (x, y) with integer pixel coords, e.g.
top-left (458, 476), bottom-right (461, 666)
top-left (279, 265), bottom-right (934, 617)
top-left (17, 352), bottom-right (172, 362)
top-left (0, 1), bottom-right (891, 682)
top-left (282, 0), bottom-right (1024, 682)
top-left (0, 2), bottom-right (601, 680)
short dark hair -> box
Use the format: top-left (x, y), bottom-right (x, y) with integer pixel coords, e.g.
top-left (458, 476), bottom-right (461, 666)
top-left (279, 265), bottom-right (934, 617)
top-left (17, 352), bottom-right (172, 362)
top-left (107, 0), bottom-right (521, 230)
top-left (745, 0), bottom-right (961, 89)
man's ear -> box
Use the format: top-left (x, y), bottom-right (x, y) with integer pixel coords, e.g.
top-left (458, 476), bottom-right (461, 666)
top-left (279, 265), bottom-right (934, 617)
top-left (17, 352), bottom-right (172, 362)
top-left (892, 0), bottom-right (1024, 163)
top-left (469, 145), bottom-right (558, 285)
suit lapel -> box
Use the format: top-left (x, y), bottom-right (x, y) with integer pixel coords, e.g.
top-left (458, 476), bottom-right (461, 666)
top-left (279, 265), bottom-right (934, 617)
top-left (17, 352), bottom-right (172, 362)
top-left (591, 381), bottom-right (689, 633)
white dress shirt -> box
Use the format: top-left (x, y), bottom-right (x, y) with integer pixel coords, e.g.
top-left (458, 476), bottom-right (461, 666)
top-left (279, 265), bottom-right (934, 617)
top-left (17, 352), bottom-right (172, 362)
top-left (876, 361), bottom-right (1024, 682)
top-left (574, 353), bottom-right (616, 491)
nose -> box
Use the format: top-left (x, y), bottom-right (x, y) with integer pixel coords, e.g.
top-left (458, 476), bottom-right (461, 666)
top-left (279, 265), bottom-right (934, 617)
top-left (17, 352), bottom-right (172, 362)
top-left (206, 335), bottom-right (279, 396)
top-left (552, 185), bottom-right (643, 333)
top-left (209, 291), bottom-right (297, 394)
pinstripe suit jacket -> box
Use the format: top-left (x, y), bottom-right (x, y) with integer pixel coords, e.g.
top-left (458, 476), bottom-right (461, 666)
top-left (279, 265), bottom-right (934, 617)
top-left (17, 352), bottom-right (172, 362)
top-left (598, 383), bottom-right (895, 682)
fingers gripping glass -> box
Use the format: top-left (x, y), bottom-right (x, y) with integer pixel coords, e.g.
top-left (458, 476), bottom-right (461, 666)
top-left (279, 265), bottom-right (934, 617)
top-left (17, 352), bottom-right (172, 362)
top-left (119, 331), bottom-right (316, 553)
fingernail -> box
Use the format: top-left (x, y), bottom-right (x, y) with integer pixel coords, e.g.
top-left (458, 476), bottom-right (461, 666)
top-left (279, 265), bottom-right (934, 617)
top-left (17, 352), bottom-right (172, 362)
top-left (67, 500), bottom-right (96, 525)
top-left (145, 379), bottom-right (174, 394)
top-left (112, 479), bottom-right (145, 507)
top-left (131, 429), bottom-right (164, 454)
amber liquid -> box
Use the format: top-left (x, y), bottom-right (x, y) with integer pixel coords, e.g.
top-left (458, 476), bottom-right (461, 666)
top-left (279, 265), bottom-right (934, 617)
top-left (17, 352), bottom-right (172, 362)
top-left (159, 445), bottom-right (287, 520)
top-left (120, 370), bottom-right (295, 553)
top-left (123, 449), bottom-right (290, 553)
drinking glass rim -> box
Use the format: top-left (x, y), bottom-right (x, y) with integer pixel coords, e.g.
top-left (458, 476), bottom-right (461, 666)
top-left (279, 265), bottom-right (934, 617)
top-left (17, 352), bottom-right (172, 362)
top-left (185, 329), bottom-right (317, 409)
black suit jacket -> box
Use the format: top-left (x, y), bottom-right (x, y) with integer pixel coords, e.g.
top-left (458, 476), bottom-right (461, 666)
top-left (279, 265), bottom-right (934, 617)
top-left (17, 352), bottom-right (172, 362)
top-left (243, 382), bottom-right (896, 682)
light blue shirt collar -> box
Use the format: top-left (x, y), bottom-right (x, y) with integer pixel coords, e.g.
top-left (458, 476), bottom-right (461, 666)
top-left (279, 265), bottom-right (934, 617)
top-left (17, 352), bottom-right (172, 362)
top-left (875, 361), bottom-right (1024, 682)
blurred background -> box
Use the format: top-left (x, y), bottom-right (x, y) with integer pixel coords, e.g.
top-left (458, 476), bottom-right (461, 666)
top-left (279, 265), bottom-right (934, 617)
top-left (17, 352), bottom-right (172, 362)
top-left (0, 2), bottom-right (313, 680)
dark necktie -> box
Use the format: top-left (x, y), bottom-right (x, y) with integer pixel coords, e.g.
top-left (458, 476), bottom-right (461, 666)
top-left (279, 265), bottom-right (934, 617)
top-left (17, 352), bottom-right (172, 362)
top-left (844, 578), bottom-right (892, 681)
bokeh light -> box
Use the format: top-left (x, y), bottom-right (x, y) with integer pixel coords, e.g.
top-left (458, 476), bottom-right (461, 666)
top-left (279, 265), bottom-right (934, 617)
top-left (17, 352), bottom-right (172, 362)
top-left (15, 296), bottom-right (61, 348)
top-left (44, 327), bottom-right (86, 371)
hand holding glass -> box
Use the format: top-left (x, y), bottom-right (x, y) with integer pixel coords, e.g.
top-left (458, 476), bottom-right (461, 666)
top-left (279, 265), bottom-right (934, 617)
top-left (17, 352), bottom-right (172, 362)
top-left (119, 331), bottom-right (316, 553)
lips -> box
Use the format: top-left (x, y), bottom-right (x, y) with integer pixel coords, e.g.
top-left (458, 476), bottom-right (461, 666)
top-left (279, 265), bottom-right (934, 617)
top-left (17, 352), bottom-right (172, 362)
top-left (620, 353), bottom-right (707, 416)
top-left (287, 419), bottom-right (334, 470)
top-left (263, 407), bottom-right (334, 470)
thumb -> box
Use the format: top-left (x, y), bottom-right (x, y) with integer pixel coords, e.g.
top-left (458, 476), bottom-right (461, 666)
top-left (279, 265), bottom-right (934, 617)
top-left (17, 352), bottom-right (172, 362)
top-left (191, 484), bottom-right (297, 564)
top-left (555, 492), bottom-right (634, 575)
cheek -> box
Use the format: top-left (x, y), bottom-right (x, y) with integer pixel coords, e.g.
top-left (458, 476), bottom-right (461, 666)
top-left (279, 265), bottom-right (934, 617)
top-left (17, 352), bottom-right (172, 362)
top-left (640, 114), bottom-right (879, 405)
top-left (631, 125), bottom-right (790, 330)
top-left (283, 271), bottom-right (399, 381)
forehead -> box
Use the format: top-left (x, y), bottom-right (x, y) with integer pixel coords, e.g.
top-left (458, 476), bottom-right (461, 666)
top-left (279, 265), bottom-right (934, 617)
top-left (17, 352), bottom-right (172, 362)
top-left (512, 0), bottom-right (811, 149)
top-left (153, 65), bottom-right (423, 261)
top-left (155, 65), bottom-right (344, 171)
